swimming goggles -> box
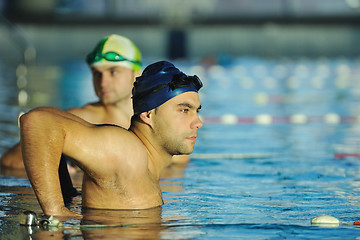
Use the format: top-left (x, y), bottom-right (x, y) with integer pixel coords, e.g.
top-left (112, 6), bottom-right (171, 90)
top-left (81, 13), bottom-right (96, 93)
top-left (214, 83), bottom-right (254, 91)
top-left (133, 73), bottom-right (203, 100)
top-left (86, 51), bottom-right (142, 67)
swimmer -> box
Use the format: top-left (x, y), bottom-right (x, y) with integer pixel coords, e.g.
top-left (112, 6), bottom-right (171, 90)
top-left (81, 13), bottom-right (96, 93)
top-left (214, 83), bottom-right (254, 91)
top-left (1, 34), bottom-right (142, 170)
top-left (1, 35), bottom-right (189, 199)
top-left (20, 60), bottom-right (203, 216)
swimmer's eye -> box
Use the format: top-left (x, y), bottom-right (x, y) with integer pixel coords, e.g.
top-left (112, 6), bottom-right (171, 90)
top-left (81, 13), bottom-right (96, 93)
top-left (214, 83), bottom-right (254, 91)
top-left (181, 108), bottom-right (189, 113)
top-left (92, 70), bottom-right (102, 79)
top-left (110, 70), bottom-right (118, 76)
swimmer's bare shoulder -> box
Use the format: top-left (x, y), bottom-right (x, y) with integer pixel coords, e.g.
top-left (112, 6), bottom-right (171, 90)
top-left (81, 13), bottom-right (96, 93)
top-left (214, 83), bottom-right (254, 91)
top-left (64, 123), bottom-right (147, 176)
top-left (67, 102), bottom-right (104, 123)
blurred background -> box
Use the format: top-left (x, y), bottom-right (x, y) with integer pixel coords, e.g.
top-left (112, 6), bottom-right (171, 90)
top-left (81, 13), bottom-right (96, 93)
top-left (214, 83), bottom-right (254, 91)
top-left (1, 0), bottom-right (360, 105)
top-left (1, 0), bottom-right (360, 103)
top-left (2, 0), bottom-right (360, 63)
top-left (1, 0), bottom-right (360, 144)
top-left (2, 0), bottom-right (360, 61)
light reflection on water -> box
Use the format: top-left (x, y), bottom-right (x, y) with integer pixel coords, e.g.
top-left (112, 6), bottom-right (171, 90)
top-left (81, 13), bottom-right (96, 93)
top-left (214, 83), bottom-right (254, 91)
top-left (2, 58), bottom-right (360, 239)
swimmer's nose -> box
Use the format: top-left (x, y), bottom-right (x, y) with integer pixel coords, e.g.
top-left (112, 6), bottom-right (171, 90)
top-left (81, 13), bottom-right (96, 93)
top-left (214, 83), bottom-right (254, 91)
top-left (193, 113), bottom-right (203, 129)
top-left (100, 73), bottom-right (111, 87)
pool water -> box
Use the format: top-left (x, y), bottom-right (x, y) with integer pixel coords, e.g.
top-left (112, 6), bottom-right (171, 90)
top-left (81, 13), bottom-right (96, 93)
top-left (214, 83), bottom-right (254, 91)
top-left (2, 57), bottom-right (360, 239)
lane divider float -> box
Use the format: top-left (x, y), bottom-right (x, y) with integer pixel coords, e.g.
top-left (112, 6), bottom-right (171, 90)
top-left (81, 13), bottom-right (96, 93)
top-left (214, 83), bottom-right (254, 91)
top-left (191, 153), bottom-right (277, 159)
top-left (201, 114), bottom-right (357, 125)
top-left (311, 215), bottom-right (360, 227)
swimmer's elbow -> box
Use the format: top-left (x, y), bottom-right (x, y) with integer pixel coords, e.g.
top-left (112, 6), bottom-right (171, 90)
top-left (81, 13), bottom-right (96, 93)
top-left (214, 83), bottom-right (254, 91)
top-left (19, 109), bottom-right (49, 131)
top-left (19, 111), bottom-right (33, 131)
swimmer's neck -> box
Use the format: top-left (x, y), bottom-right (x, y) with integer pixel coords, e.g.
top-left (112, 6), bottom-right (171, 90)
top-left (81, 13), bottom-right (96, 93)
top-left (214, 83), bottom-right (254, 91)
top-left (129, 124), bottom-right (172, 179)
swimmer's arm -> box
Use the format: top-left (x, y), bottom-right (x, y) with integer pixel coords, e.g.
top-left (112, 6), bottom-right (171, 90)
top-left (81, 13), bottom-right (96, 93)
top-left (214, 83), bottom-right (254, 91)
top-left (36, 107), bottom-right (94, 126)
top-left (0, 143), bottom-right (24, 169)
top-left (0, 107), bottom-right (92, 170)
top-left (20, 107), bottom-right (88, 217)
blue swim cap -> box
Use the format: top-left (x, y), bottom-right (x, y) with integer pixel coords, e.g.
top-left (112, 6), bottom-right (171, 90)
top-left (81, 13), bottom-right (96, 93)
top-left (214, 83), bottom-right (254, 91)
top-left (132, 61), bottom-right (202, 115)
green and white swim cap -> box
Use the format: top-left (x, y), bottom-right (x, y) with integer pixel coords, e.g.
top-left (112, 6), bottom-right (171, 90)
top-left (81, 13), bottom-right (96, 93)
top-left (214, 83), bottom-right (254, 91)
top-left (86, 34), bottom-right (142, 72)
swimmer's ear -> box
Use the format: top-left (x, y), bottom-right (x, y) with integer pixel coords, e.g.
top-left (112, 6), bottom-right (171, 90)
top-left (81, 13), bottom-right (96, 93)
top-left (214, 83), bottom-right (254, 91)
top-left (139, 111), bottom-right (153, 126)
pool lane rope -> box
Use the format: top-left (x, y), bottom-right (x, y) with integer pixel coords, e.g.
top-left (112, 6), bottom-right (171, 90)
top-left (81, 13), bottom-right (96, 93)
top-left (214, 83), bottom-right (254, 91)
top-left (201, 114), bottom-right (357, 125)
top-left (334, 153), bottom-right (360, 159)
top-left (191, 153), bottom-right (277, 159)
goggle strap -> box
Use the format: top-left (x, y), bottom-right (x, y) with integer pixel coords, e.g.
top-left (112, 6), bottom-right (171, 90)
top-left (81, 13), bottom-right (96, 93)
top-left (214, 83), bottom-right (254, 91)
top-left (133, 74), bottom-right (202, 100)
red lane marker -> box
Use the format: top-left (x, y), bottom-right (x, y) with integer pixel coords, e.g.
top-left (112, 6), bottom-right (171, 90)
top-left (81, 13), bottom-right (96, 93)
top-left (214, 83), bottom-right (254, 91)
top-left (335, 153), bottom-right (360, 159)
top-left (353, 222), bottom-right (360, 225)
top-left (237, 117), bottom-right (254, 124)
top-left (201, 116), bottom-right (221, 124)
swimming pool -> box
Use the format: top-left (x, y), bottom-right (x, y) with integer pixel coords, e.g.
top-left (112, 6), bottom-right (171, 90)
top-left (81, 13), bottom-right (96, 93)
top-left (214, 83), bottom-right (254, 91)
top-left (2, 57), bottom-right (360, 239)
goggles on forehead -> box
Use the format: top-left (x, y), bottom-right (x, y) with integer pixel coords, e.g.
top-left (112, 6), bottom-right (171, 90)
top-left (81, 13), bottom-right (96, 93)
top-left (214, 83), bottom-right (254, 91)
top-left (133, 73), bottom-right (203, 100)
top-left (86, 51), bottom-right (142, 67)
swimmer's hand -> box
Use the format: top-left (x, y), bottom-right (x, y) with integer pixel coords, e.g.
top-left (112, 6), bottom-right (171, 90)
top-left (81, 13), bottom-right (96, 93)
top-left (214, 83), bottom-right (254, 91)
top-left (44, 206), bottom-right (81, 219)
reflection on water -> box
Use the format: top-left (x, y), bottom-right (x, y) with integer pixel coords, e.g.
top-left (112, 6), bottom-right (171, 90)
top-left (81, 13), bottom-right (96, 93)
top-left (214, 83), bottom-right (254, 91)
top-left (24, 207), bottom-right (167, 240)
top-left (80, 207), bottom-right (164, 239)
top-left (0, 184), bottom-right (41, 240)
top-left (0, 164), bottom-right (189, 240)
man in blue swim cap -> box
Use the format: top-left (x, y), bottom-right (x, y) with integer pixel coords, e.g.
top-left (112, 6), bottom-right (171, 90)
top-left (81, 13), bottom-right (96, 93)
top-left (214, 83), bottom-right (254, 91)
top-left (20, 61), bottom-right (203, 216)
top-left (2, 36), bottom-right (191, 202)
top-left (130, 61), bottom-right (203, 155)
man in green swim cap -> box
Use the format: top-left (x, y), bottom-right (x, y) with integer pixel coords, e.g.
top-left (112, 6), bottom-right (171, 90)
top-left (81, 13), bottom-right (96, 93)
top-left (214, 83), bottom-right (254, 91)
top-left (20, 60), bottom-right (203, 216)
top-left (1, 34), bottom-right (142, 169)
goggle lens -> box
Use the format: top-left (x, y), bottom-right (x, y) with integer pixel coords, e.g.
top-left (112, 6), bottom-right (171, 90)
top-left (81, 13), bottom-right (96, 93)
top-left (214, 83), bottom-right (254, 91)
top-left (86, 51), bottom-right (141, 66)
